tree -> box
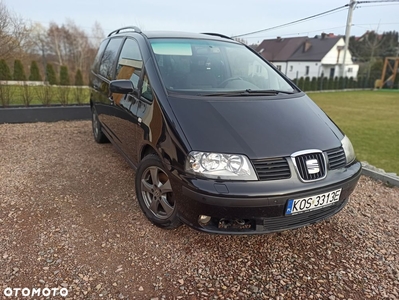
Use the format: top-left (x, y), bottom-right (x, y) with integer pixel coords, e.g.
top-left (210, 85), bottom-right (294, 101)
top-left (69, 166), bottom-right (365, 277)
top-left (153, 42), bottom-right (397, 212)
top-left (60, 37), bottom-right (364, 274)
top-left (303, 77), bottom-right (311, 91)
top-left (310, 77), bottom-right (318, 91)
top-left (28, 23), bottom-right (50, 81)
top-left (29, 61), bottom-right (42, 81)
top-left (297, 77), bottom-right (304, 90)
top-left (0, 59), bottom-right (11, 80)
top-left (46, 63), bottom-right (57, 85)
top-left (74, 69), bottom-right (83, 85)
top-left (13, 59), bottom-right (26, 80)
top-left (59, 65), bottom-right (69, 85)
top-left (90, 21), bottom-right (105, 49)
top-left (46, 20), bottom-right (97, 85)
top-left (349, 31), bottom-right (399, 82)
top-left (0, 1), bottom-right (29, 59)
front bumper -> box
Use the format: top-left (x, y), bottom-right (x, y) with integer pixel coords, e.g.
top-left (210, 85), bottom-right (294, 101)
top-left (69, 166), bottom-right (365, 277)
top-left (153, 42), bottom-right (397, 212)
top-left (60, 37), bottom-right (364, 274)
top-left (172, 161), bottom-right (362, 234)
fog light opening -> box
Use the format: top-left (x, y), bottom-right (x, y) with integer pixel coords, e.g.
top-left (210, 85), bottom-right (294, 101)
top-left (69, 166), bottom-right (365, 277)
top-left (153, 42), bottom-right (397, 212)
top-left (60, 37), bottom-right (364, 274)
top-left (235, 219), bottom-right (246, 226)
top-left (198, 215), bottom-right (211, 225)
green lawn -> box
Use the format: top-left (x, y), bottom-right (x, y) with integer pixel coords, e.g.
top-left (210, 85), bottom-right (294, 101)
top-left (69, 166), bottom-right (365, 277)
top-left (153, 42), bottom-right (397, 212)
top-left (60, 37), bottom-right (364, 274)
top-left (0, 85), bottom-right (90, 106)
top-left (308, 90), bottom-right (399, 174)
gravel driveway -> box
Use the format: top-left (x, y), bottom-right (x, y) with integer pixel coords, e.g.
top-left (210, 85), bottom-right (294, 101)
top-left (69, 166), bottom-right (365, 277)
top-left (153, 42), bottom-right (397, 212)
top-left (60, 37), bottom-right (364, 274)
top-left (0, 121), bottom-right (398, 300)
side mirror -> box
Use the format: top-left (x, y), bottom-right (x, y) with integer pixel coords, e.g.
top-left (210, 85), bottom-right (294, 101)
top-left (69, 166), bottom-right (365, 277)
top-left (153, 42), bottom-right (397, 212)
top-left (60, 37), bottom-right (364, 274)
top-left (110, 80), bottom-right (134, 94)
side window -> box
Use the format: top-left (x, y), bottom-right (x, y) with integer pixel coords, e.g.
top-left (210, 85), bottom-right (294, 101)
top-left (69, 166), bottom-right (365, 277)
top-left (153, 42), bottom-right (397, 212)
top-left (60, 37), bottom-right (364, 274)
top-left (92, 40), bottom-right (109, 73)
top-left (116, 38), bottom-right (143, 88)
top-left (99, 38), bottom-right (123, 80)
top-left (141, 73), bottom-right (153, 101)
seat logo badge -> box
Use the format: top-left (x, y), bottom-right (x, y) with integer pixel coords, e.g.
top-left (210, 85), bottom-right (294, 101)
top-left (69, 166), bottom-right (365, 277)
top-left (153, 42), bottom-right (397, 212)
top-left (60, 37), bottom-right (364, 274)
top-left (306, 159), bottom-right (320, 174)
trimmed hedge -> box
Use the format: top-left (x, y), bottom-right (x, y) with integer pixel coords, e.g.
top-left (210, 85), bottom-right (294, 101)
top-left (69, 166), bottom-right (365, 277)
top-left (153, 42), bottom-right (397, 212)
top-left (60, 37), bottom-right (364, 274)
top-left (46, 64), bottom-right (57, 85)
top-left (13, 60), bottom-right (26, 81)
top-left (0, 59), bottom-right (12, 80)
top-left (291, 75), bottom-right (385, 91)
top-left (29, 61), bottom-right (42, 81)
top-left (59, 66), bottom-right (70, 86)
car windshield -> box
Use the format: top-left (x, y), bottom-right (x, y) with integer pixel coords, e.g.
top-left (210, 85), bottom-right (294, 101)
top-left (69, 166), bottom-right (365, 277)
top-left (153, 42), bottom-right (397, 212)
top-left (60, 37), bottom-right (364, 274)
top-left (150, 38), bottom-right (296, 95)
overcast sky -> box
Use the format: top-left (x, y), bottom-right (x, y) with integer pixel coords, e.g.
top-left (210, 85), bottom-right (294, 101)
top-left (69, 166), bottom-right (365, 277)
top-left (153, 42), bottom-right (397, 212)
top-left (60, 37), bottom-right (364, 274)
top-left (4, 0), bottom-right (399, 43)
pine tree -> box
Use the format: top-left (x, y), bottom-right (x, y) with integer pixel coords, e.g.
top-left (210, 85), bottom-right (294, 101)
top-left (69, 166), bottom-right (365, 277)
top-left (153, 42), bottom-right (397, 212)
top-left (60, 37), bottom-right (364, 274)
top-left (303, 77), bottom-right (310, 91)
top-left (46, 64), bottom-right (57, 85)
top-left (74, 69), bottom-right (84, 86)
top-left (29, 61), bottom-right (42, 81)
top-left (59, 66), bottom-right (70, 86)
top-left (297, 77), bottom-right (304, 90)
top-left (0, 59), bottom-right (12, 80)
top-left (310, 77), bottom-right (318, 91)
top-left (13, 60), bottom-right (26, 81)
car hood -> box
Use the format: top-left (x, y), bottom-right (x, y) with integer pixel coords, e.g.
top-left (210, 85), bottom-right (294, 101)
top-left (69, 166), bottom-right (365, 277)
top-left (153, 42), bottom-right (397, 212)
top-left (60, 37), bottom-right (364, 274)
top-left (167, 94), bottom-right (344, 159)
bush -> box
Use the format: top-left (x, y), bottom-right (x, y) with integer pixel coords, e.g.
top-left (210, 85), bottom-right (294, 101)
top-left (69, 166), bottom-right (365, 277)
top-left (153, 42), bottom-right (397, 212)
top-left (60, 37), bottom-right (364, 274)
top-left (35, 85), bottom-right (53, 106)
top-left (57, 87), bottom-right (70, 105)
top-left (0, 59), bottom-right (12, 80)
top-left (13, 60), bottom-right (26, 81)
top-left (46, 64), bottom-right (57, 85)
top-left (74, 69), bottom-right (84, 86)
top-left (0, 84), bottom-right (13, 107)
top-left (297, 77), bottom-right (304, 90)
top-left (321, 77), bottom-right (328, 91)
top-left (338, 76), bottom-right (344, 89)
top-left (303, 77), bottom-right (311, 91)
top-left (327, 77), bottom-right (335, 90)
top-left (59, 66), bottom-right (70, 86)
top-left (348, 77), bottom-right (354, 88)
top-left (310, 77), bottom-right (318, 91)
top-left (334, 77), bottom-right (339, 90)
top-left (29, 61), bottom-right (42, 81)
top-left (21, 83), bottom-right (34, 106)
top-left (394, 73), bottom-right (399, 89)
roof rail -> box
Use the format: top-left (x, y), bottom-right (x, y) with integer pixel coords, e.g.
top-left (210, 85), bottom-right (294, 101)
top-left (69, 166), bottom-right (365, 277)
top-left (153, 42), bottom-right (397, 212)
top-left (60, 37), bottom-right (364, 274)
top-left (108, 26), bottom-right (142, 37)
top-left (201, 33), bottom-right (233, 40)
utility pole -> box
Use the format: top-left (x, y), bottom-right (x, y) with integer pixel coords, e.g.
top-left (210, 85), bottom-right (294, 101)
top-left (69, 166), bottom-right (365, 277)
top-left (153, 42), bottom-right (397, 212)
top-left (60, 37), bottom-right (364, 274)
top-left (341, 0), bottom-right (356, 77)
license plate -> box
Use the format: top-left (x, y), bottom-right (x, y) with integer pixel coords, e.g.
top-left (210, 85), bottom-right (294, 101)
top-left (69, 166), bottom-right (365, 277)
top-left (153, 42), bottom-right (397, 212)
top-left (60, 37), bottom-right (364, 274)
top-left (285, 189), bottom-right (342, 215)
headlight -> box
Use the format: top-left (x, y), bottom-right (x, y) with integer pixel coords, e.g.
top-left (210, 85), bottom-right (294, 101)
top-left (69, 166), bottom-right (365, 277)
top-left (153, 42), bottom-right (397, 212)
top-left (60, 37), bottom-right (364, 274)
top-left (185, 151), bottom-right (257, 180)
top-left (341, 135), bottom-right (356, 164)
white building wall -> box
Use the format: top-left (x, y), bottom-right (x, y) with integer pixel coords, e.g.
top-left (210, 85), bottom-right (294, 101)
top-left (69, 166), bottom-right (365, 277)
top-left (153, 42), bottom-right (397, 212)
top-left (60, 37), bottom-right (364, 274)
top-left (270, 62), bottom-right (287, 73)
top-left (322, 38), bottom-right (354, 65)
top-left (321, 38), bottom-right (359, 78)
top-left (269, 37), bottom-right (359, 79)
top-left (285, 61), bottom-right (323, 80)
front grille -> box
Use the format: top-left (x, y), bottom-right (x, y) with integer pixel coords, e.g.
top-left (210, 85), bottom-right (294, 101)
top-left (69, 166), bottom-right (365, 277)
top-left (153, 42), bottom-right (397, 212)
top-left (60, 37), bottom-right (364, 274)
top-left (293, 152), bottom-right (326, 182)
top-left (326, 147), bottom-right (346, 170)
top-left (252, 157), bottom-right (291, 181)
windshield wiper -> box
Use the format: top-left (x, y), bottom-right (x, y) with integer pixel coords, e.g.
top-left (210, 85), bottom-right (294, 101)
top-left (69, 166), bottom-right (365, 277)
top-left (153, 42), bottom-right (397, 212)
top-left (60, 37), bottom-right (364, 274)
top-left (200, 89), bottom-right (295, 97)
top-left (244, 89), bottom-right (295, 94)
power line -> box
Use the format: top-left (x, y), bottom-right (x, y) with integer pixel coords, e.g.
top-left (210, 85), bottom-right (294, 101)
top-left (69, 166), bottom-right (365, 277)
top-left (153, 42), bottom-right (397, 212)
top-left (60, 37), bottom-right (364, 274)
top-left (247, 26), bottom-right (347, 40)
top-left (232, 0), bottom-right (399, 39)
top-left (232, 5), bottom-right (349, 38)
top-left (357, 0), bottom-right (399, 3)
top-left (357, 3), bottom-right (399, 6)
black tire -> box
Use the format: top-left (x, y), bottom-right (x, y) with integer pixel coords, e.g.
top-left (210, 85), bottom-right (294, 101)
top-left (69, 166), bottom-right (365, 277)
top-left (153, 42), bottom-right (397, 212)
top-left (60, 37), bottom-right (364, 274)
top-left (91, 106), bottom-right (108, 143)
top-left (135, 154), bottom-right (182, 229)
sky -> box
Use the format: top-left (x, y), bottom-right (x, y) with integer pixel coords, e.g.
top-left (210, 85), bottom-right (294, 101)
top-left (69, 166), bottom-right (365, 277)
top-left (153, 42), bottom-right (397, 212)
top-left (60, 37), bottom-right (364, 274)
top-left (4, 0), bottom-right (399, 44)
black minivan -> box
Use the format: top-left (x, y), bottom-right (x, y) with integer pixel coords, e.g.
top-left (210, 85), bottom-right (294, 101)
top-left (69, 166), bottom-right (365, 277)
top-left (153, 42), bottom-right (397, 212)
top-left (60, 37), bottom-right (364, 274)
top-left (90, 26), bottom-right (361, 234)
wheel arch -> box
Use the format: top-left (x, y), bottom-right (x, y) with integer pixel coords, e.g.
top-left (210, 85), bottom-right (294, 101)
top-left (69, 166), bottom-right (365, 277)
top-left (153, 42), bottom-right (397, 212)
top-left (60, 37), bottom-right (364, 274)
top-left (140, 144), bottom-right (158, 162)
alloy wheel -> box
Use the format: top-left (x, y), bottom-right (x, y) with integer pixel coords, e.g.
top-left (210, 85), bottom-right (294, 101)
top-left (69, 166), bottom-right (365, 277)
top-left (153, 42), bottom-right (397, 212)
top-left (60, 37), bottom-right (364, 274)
top-left (140, 166), bottom-right (175, 219)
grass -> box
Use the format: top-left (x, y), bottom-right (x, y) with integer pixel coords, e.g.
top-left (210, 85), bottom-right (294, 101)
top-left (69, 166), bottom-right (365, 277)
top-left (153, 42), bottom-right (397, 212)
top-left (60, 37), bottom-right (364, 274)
top-left (308, 90), bottom-right (399, 174)
top-left (0, 85), bottom-right (90, 106)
